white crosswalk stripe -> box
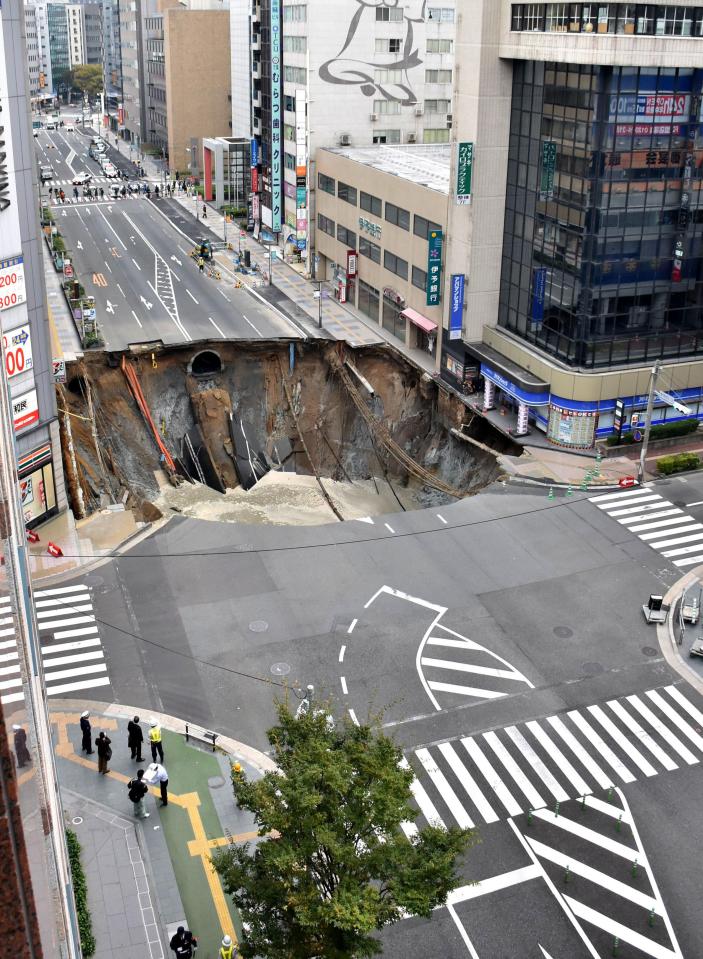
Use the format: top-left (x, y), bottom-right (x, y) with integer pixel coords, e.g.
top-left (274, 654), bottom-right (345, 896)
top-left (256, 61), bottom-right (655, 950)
top-left (406, 685), bottom-right (703, 830)
top-left (0, 581), bottom-right (111, 708)
top-left (591, 486), bottom-right (703, 567)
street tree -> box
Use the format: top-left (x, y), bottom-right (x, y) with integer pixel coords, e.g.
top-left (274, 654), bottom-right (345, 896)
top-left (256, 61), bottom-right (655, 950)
top-left (69, 65), bottom-right (103, 99)
top-left (211, 700), bottom-right (476, 959)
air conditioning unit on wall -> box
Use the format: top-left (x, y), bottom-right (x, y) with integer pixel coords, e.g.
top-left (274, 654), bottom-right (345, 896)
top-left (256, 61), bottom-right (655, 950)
top-left (339, 133), bottom-right (351, 146)
top-left (370, 113), bottom-right (378, 121)
top-left (407, 133), bottom-right (417, 143)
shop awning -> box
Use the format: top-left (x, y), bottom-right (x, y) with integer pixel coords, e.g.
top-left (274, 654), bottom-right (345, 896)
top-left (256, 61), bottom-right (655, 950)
top-left (401, 308), bottom-right (437, 334)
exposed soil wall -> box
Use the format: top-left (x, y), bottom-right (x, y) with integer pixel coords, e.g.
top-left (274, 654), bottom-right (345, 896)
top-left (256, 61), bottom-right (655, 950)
top-left (61, 341), bottom-right (515, 519)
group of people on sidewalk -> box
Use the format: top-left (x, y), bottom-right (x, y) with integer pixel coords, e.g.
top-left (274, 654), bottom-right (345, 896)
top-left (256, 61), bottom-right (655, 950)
top-left (169, 927), bottom-right (237, 959)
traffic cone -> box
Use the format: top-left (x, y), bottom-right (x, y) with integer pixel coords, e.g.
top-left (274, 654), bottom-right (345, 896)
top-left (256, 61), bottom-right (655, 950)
top-left (566, 486), bottom-right (573, 497)
top-left (47, 542), bottom-right (63, 558)
top-left (548, 487), bottom-right (555, 500)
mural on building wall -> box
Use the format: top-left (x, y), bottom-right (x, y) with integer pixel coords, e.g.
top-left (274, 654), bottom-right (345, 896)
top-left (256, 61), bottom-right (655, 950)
top-left (319, 0), bottom-right (427, 106)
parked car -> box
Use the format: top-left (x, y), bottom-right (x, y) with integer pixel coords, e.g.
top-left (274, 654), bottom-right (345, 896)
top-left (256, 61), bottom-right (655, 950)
top-left (40, 165), bottom-right (53, 183)
top-left (72, 171), bottom-right (92, 185)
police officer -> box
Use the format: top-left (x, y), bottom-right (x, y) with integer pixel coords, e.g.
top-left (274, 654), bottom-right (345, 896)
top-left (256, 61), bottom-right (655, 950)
top-left (80, 710), bottom-right (94, 754)
top-left (169, 927), bottom-right (197, 958)
top-left (149, 719), bottom-right (164, 762)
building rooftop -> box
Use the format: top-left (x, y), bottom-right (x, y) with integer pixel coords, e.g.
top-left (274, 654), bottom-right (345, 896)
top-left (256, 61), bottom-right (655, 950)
top-left (322, 144), bottom-right (451, 194)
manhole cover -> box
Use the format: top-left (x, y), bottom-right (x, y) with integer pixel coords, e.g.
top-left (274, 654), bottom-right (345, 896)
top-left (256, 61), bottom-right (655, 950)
top-left (71, 817), bottom-right (83, 825)
top-left (208, 775), bottom-right (226, 789)
top-left (82, 574), bottom-right (104, 587)
top-left (249, 620), bottom-right (269, 633)
top-left (271, 662), bottom-right (290, 676)
top-left (582, 661), bottom-right (604, 675)
top-left (642, 646), bottom-right (659, 657)
top-left (553, 626), bottom-right (574, 639)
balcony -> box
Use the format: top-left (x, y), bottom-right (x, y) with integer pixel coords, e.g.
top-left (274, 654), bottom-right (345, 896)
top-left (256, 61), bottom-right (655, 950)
top-left (252, 58), bottom-right (261, 79)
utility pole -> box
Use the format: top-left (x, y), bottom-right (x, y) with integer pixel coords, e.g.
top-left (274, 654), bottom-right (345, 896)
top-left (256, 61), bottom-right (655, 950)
top-left (315, 282), bottom-right (323, 328)
top-left (638, 360), bottom-right (661, 485)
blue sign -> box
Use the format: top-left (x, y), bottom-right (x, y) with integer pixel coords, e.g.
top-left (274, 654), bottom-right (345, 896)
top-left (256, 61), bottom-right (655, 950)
top-left (270, 0), bottom-right (282, 232)
top-left (250, 138), bottom-right (258, 168)
top-left (449, 274), bottom-right (464, 340)
top-left (531, 267), bottom-right (547, 330)
top-left (296, 238), bottom-right (306, 250)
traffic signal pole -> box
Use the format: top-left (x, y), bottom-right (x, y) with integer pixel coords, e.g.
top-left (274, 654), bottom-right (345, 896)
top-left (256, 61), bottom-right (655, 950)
top-left (638, 361), bottom-right (661, 485)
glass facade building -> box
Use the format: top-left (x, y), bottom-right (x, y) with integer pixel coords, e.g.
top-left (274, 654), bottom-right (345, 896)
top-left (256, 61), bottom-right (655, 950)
top-left (498, 61), bottom-right (703, 368)
top-left (47, 2), bottom-right (70, 92)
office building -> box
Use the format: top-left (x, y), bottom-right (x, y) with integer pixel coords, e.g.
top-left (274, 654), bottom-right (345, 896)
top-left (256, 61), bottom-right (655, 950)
top-left (437, 1), bottom-right (703, 447)
top-left (25, 0), bottom-right (101, 98)
top-left (234, 1), bottom-right (457, 269)
top-left (102, 0), bottom-right (122, 113)
top-left (67, 1), bottom-right (102, 68)
top-left (24, 2), bottom-right (54, 100)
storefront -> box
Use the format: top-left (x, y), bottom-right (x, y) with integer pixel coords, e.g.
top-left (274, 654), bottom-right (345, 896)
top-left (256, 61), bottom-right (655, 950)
top-left (465, 344), bottom-right (550, 437)
top-left (17, 443), bottom-right (58, 528)
top-left (440, 331), bottom-right (481, 395)
top-left (401, 307), bottom-right (438, 355)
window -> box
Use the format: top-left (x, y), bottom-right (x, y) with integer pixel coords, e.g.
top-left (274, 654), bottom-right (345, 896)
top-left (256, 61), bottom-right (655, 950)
top-left (425, 99), bottom-right (451, 113)
top-left (616, 3), bottom-right (636, 32)
top-left (376, 5), bottom-right (403, 20)
top-left (423, 128), bottom-right (450, 143)
top-left (384, 249), bottom-right (408, 280)
top-left (338, 181), bottom-right (358, 205)
top-left (359, 236), bottom-right (381, 263)
top-left (523, 3), bottom-right (545, 29)
top-left (283, 4), bottom-right (306, 22)
top-left (317, 213), bottom-right (335, 237)
top-left (283, 35), bottom-right (307, 52)
top-left (284, 153), bottom-right (295, 171)
top-left (425, 69), bottom-right (452, 84)
top-left (375, 38), bottom-right (402, 53)
top-left (414, 214), bottom-right (442, 240)
top-left (284, 123), bottom-right (295, 141)
top-left (374, 99), bottom-right (400, 115)
top-left (375, 69), bottom-right (403, 84)
top-left (360, 191), bottom-right (382, 216)
top-left (412, 265), bottom-right (427, 290)
top-left (358, 280), bottom-right (380, 321)
top-left (428, 6), bottom-right (455, 20)
top-left (337, 224), bottom-right (356, 248)
top-left (427, 38), bottom-right (453, 52)
top-left (318, 172), bottom-right (335, 195)
top-left (546, 3), bottom-right (569, 30)
top-left (284, 66), bottom-right (307, 84)
top-left (385, 202), bottom-right (410, 230)
top-left (373, 130), bottom-right (401, 144)
top-left (284, 94), bottom-right (295, 112)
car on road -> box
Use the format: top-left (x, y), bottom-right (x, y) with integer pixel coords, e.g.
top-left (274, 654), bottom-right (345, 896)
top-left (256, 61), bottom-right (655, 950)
top-left (103, 163), bottom-right (119, 178)
top-left (72, 171), bottom-right (92, 186)
top-left (45, 121), bottom-right (56, 130)
top-left (39, 165), bottom-right (53, 183)
top-left (65, 123), bottom-right (75, 132)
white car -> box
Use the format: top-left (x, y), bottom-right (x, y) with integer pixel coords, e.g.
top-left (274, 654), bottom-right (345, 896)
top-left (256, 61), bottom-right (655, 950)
top-left (103, 164), bottom-right (119, 178)
top-left (72, 172), bottom-right (92, 185)
top-left (65, 123), bottom-right (75, 132)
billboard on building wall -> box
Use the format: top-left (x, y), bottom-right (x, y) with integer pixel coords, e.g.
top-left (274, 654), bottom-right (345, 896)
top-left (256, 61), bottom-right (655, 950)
top-left (426, 230), bottom-right (443, 307)
top-left (0, 14), bottom-right (23, 264)
top-left (456, 142), bottom-right (473, 205)
top-left (270, 0), bottom-right (282, 232)
top-left (449, 274), bottom-right (464, 340)
top-left (295, 89), bottom-right (307, 244)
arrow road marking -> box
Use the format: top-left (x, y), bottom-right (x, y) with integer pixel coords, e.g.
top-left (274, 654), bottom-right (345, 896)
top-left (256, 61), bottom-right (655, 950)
top-left (76, 240), bottom-right (83, 250)
top-left (105, 300), bottom-right (115, 314)
top-left (170, 255), bottom-right (182, 265)
top-left (140, 295), bottom-right (153, 310)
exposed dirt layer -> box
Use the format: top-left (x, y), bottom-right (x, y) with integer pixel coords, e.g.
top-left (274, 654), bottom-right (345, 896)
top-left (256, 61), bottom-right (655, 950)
top-left (59, 341), bottom-right (518, 525)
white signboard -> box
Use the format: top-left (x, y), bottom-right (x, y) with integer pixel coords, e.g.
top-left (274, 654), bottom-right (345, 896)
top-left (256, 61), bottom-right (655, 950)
top-left (12, 388), bottom-right (39, 433)
top-left (0, 254), bottom-right (26, 312)
top-left (3, 324), bottom-right (33, 379)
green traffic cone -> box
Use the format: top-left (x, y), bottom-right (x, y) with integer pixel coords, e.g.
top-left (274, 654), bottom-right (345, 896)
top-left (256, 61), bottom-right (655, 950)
top-left (548, 487), bottom-right (555, 500)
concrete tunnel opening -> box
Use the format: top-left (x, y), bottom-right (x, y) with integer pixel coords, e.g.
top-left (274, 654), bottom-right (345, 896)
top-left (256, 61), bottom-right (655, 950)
top-left (58, 341), bottom-right (521, 526)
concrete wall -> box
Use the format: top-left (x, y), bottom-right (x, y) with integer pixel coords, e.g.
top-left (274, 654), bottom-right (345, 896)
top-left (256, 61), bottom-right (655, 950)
top-left (164, 8), bottom-right (231, 172)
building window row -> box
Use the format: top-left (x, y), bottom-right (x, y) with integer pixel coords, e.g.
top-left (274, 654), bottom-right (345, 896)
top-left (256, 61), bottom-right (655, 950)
top-left (361, 191), bottom-right (382, 216)
top-left (337, 224), bottom-right (357, 247)
top-left (283, 4), bottom-right (307, 22)
top-left (511, 3), bottom-right (703, 35)
top-left (317, 213), bottom-right (335, 237)
top-left (283, 35), bottom-right (307, 52)
top-left (318, 172), bottom-right (335, 195)
top-left (337, 180), bottom-right (358, 205)
top-left (284, 65), bottom-right (306, 84)
top-left (384, 249), bottom-right (408, 280)
top-left (376, 5), bottom-right (403, 20)
top-left (428, 6), bottom-right (455, 21)
top-left (427, 38), bottom-right (453, 52)
top-left (425, 69), bottom-right (452, 83)
top-left (359, 236), bottom-right (382, 263)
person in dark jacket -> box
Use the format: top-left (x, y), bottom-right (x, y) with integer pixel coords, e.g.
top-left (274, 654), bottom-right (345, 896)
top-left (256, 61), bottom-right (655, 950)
top-left (80, 711), bottom-right (94, 754)
top-left (128, 716), bottom-right (144, 761)
top-left (127, 769), bottom-right (150, 819)
top-left (170, 926), bottom-right (197, 958)
top-left (95, 731), bottom-right (112, 774)
top-left (13, 724), bottom-right (31, 768)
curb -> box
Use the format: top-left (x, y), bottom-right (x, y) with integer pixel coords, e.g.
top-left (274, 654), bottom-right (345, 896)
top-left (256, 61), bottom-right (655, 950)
top-left (50, 698), bottom-right (277, 776)
top-left (657, 569), bottom-right (703, 697)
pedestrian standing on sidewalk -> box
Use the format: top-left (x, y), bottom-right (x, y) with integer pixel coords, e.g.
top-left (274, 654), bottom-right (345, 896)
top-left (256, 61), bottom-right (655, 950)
top-left (12, 724), bottom-right (31, 768)
top-left (144, 761), bottom-right (169, 806)
top-left (80, 710), bottom-right (94, 754)
top-left (95, 731), bottom-right (112, 774)
top-left (170, 927), bottom-right (197, 958)
top-left (128, 715), bottom-right (144, 761)
top-left (127, 769), bottom-right (150, 819)
top-left (148, 719), bottom-right (164, 762)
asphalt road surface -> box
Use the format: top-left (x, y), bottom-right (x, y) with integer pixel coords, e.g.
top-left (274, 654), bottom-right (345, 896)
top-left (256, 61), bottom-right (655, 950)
top-left (35, 127), bottom-right (302, 345)
top-left (30, 473), bottom-right (703, 959)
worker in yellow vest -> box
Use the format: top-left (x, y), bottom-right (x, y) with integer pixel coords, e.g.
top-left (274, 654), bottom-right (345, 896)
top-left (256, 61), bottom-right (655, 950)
top-left (219, 934), bottom-right (235, 959)
top-left (149, 719), bottom-right (164, 762)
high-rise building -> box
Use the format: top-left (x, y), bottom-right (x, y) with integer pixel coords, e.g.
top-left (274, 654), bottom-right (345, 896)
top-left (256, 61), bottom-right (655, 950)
top-left (232, 1), bottom-right (457, 271)
top-left (440, 1), bottom-right (703, 448)
top-left (102, 0), bottom-right (123, 114)
top-left (47, 1), bottom-right (71, 92)
top-left (67, 2), bottom-right (102, 68)
top-left (118, 0), bottom-right (149, 146)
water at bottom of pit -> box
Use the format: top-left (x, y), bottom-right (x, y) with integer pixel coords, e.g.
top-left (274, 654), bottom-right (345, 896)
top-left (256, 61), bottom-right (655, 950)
top-left (154, 471), bottom-right (428, 526)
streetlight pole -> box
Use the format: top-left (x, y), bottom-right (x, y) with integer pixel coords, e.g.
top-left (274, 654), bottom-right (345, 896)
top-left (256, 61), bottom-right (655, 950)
top-left (638, 360), bottom-right (661, 485)
top-left (315, 281), bottom-right (323, 328)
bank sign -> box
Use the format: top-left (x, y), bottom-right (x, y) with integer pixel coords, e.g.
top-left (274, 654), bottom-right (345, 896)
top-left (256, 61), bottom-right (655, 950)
top-left (426, 230), bottom-right (443, 307)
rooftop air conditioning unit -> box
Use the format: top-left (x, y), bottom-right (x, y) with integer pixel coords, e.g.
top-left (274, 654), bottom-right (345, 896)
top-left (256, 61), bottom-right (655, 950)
top-left (370, 112), bottom-right (378, 121)
top-left (407, 133), bottom-right (417, 143)
top-left (414, 107), bottom-right (423, 116)
top-left (339, 133), bottom-right (351, 146)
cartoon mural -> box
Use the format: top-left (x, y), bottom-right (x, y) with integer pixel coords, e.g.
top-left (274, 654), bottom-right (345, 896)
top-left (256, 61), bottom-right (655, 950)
top-left (319, 0), bottom-right (428, 106)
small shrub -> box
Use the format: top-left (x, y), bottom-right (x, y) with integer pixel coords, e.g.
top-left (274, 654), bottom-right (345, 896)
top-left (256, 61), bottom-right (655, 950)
top-left (607, 417), bottom-right (699, 446)
top-left (52, 235), bottom-right (66, 253)
top-left (65, 828), bottom-right (96, 957)
top-left (656, 452), bottom-right (700, 475)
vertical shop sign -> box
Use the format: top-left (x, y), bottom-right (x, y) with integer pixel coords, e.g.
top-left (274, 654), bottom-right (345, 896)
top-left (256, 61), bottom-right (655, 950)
top-left (540, 141), bottom-right (557, 200)
top-left (270, 0), bottom-right (282, 232)
top-left (449, 274), bottom-right (464, 340)
top-left (426, 230), bottom-right (443, 307)
top-left (531, 267), bottom-right (547, 330)
top-left (456, 142), bottom-right (473, 205)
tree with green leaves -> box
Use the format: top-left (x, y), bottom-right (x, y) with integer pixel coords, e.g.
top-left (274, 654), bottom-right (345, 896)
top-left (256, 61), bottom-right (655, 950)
top-left (211, 700), bottom-right (475, 959)
top-left (69, 65), bottom-right (103, 98)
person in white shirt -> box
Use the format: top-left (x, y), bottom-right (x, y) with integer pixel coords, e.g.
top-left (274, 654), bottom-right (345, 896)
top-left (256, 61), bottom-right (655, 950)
top-left (144, 762), bottom-right (169, 806)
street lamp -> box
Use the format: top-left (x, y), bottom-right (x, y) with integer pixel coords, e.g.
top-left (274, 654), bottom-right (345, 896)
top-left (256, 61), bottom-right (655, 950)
top-left (314, 282), bottom-right (323, 328)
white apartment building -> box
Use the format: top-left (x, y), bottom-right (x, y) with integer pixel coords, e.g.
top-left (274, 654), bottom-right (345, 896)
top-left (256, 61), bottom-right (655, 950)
top-left (24, 2), bottom-right (53, 98)
top-left (231, 0), bottom-right (457, 274)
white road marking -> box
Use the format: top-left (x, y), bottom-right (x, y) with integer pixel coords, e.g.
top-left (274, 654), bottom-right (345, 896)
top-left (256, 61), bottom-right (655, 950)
top-left (347, 618), bottom-right (357, 634)
top-left (666, 684), bottom-right (703, 726)
top-left (462, 736), bottom-right (521, 817)
top-left (590, 488), bottom-right (651, 503)
top-left (646, 689), bottom-right (703, 752)
top-left (131, 310), bottom-right (143, 328)
top-left (421, 658), bottom-right (524, 681)
top-left (662, 541), bottom-right (703, 558)
top-left (564, 898), bottom-right (676, 959)
top-left (686, 499), bottom-right (703, 507)
top-left (186, 289), bottom-right (198, 303)
top-left (35, 604), bottom-right (92, 618)
top-left (400, 757), bottom-right (444, 827)
top-left (340, 676), bottom-right (348, 695)
top-left (42, 650), bottom-right (105, 669)
top-left (43, 662), bottom-right (107, 683)
top-left (483, 731), bottom-right (545, 809)
top-left (170, 269), bottom-right (180, 282)
top-left (526, 720), bottom-right (591, 796)
top-left (626, 695), bottom-right (697, 764)
top-left (632, 516), bottom-right (702, 534)
top-left (547, 715), bottom-right (612, 789)
top-left (38, 615), bottom-right (96, 630)
top-left (34, 594), bottom-right (90, 608)
top-left (643, 526), bottom-right (703, 545)
top-left (208, 316), bottom-right (225, 338)
top-left (46, 676), bottom-right (111, 696)
top-left (447, 904), bottom-right (481, 959)
top-left (348, 708), bottom-right (360, 727)
top-left (438, 741), bottom-right (498, 824)
top-left (595, 494), bottom-right (662, 513)
top-left (338, 645), bottom-right (346, 663)
top-left (532, 808), bottom-right (643, 863)
top-left (437, 514), bottom-right (447, 524)
top-left (416, 748), bottom-right (474, 828)
top-left (105, 261), bottom-right (112, 273)
top-left (34, 584), bottom-right (91, 597)
top-left (504, 726), bottom-right (569, 802)
top-left (673, 554), bottom-right (703, 567)
top-left (241, 314), bottom-right (262, 336)
top-left (41, 637), bottom-right (102, 655)
top-left (53, 625), bottom-right (99, 640)
top-left (607, 700), bottom-right (677, 772)
top-left (97, 206), bottom-right (127, 249)
top-left (384, 523), bottom-right (395, 533)
top-left (116, 283), bottom-right (126, 298)
top-left (587, 704), bottom-right (657, 776)
top-left (568, 710), bottom-right (635, 783)
top-left (131, 257), bottom-right (141, 271)
top-left (217, 288), bottom-right (231, 301)
top-left (428, 681), bottom-right (506, 698)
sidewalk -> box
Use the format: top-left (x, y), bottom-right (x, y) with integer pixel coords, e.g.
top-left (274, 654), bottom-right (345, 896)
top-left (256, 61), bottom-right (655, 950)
top-left (43, 701), bottom-right (273, 959)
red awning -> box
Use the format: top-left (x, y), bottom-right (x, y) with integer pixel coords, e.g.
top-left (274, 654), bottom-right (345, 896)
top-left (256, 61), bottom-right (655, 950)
top-left (401, 307), bottom-right (437, 334)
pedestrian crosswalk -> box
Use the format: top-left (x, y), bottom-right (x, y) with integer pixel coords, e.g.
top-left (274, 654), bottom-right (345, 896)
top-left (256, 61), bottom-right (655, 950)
top-left (0, 581), bottom-right (111, 707)
top-left (51, 175), bottom-right (124, 187)
top-left (418, 621), bottom-right (534, 709)
top-left (590, 486), bottom-right (703, 567)
top-left (403, 684), bottom-right (702, 834)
